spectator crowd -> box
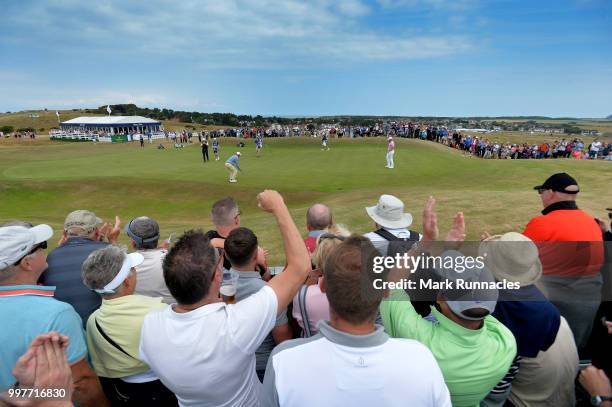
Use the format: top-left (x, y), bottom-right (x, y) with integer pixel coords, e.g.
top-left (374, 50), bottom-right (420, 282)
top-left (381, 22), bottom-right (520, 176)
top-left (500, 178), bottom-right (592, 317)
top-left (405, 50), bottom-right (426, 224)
top-left (0, 172), bottom-right (611, 406)
top-left (384, 124), bottom-right (611, 161)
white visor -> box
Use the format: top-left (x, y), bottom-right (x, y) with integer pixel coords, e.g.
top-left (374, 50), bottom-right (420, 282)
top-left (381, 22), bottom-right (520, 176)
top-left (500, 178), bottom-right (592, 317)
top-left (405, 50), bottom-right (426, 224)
top-left (93, 252), bottom-right (144, 294)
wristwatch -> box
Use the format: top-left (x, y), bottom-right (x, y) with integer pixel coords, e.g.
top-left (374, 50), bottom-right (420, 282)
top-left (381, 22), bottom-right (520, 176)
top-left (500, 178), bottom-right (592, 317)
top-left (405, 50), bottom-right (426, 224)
top-left (591, 395), bottom-right (612, 406)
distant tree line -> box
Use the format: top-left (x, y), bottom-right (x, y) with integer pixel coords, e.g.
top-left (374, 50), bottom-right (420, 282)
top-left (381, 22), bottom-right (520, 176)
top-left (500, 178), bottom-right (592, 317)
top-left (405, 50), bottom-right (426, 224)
top-left (84, 105), bottom-right (479, 127)
top-left (81, 105), bottom-right (607, 132)
top-left (85, 104), bottom-right (301, 127)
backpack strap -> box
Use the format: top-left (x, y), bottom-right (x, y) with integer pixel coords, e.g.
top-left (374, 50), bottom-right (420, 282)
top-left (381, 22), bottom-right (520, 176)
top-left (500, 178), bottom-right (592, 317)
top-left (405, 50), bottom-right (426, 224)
top-left (373, 228), bottom-right (404, 241)
top-left (95, 318), bottom-right (136, 359)
top-left (298, 285), bottom-right (312, 338)
top-left (374, 228), bottom-right (420, 242)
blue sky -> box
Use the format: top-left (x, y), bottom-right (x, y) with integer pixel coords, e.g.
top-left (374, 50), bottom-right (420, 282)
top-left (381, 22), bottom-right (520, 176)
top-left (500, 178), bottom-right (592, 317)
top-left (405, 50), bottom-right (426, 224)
top-left (1, 0), bottom-right (610, 117)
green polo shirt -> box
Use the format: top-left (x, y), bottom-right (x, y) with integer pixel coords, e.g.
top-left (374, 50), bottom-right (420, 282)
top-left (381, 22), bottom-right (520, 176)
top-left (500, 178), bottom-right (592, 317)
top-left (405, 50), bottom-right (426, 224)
top-left (380, 289), bottom-right (516, 407)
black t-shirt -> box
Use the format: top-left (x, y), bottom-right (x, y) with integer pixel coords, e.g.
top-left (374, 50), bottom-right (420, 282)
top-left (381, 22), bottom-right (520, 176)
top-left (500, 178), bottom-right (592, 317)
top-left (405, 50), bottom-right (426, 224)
top-left (205, 230), bottom-right (232, 270)
top-left (206, 230), bottom-right (267, 277)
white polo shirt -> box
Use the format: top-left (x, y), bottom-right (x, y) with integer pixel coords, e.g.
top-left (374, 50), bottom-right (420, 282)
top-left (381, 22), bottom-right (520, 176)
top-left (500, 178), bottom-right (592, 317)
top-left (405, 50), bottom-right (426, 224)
top-left (139, 285), bottom-right (277, 407)
top-left (260, 321), bottom-right (450, 407)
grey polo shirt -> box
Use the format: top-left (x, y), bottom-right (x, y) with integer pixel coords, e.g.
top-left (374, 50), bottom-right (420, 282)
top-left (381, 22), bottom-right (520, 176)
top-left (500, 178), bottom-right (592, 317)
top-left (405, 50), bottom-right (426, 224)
top-left (234, 269), bottom-right (289, 373)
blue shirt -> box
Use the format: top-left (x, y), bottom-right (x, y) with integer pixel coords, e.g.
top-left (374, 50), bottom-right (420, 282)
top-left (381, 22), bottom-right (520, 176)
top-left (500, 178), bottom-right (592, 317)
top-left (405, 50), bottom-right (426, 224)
top-left (493, 284), bottom-right (560, 358)
top-left (41, 237), bottom-right (108, 325)
top-left (0, 285), bottom-right (88, 390)
top-left (225, 155), bottom-right (241, 170)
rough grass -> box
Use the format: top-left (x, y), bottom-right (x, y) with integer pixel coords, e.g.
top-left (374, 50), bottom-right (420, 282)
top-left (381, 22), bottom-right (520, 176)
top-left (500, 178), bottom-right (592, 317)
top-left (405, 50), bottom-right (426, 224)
top-left (0, 137), bottom-right (609, 264)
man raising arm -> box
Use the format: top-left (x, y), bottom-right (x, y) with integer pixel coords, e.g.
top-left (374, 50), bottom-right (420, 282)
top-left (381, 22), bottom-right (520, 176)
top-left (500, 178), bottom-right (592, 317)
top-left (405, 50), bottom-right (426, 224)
top-left (258, 190), bottom-right (312, 313)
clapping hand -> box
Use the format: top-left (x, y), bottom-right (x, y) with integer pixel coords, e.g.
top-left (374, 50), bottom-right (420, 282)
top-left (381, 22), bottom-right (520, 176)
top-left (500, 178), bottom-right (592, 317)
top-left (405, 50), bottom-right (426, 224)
top-left (6, 332), bottom-right (73, 407)
top-left (445, 212), bottom-right (466, 250)
top-left (98, 216), bottom-right (121, 244)
top-left (106, 216), bottom-right (121, 244)
top-left (421, 196), bottom-right (438, 242)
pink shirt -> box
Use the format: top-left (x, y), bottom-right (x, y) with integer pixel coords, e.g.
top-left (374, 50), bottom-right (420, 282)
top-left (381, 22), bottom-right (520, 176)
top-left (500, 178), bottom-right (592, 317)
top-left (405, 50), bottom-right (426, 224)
top-left (292, 282), bottom-right (330, 335)
top-left (388, 140), bottom-right (395, 152)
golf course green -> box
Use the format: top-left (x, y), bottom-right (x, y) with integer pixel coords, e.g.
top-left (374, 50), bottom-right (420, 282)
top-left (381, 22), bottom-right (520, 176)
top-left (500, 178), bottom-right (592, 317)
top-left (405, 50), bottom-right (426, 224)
top-left (1, 137), bottom-right (609, 264)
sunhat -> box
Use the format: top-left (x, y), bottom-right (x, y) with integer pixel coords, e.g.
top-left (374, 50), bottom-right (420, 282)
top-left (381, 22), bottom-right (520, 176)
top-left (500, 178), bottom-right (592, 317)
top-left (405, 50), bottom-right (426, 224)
top-left (366, 195), bottom-right (412, 229)
top-left (478, 232), bottom-right (542, 286)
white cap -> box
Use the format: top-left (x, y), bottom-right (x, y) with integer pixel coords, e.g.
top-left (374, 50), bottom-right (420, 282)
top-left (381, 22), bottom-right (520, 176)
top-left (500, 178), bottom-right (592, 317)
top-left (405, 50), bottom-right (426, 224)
top-left (0, 225), bottom-right (54, 269)
top-left (93, 252), bottom-right (144, 294)
top-left (236, 151), bottom-right (241, 156)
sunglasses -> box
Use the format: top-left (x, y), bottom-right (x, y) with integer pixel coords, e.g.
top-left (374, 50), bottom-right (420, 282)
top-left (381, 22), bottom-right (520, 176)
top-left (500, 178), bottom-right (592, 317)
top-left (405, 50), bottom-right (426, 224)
top-left (537, 188), bottom-right (548, 195)
top-left (319, 233), bottom-right (346, 242)
top-left (13, 241), bottom-right (47, 266)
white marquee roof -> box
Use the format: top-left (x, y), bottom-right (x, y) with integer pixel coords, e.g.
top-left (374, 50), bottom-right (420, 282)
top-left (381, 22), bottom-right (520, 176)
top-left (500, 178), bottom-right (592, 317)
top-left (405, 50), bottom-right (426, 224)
top-left (62, 116), bottom-right (161, 125)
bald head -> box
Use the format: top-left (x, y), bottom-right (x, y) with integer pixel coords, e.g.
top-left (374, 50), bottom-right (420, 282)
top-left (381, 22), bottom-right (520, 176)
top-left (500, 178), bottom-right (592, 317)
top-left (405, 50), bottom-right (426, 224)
top-left (306, 204), bottom-right (332, 231)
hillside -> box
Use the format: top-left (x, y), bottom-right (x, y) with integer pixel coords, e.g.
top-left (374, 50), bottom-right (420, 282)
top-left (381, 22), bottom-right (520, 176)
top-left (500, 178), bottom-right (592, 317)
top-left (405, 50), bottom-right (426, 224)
top-left (0, 110), bottom-right (225, 134)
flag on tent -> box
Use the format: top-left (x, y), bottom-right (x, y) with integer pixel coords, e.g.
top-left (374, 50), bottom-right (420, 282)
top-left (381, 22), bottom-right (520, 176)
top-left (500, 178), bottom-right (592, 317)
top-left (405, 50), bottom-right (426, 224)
top-left (106, 105), bottom-right (112, 115)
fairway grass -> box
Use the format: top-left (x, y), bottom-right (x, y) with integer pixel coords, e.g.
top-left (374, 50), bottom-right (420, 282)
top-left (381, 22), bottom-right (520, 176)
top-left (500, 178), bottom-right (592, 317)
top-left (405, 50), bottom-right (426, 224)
top-left (1, 137), bottom-right (610, 264)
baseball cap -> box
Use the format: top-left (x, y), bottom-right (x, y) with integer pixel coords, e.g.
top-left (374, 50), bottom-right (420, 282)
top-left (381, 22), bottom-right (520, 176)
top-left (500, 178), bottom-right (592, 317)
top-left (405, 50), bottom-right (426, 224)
top-left (0, 225), bottom-right (54, 269)
top-left (64, 210), bottom-right (102, 233)
top-left (436, 250), bottom-right (498, 321)
top-left (533, 172), bottom-right (579, 194)
top-left (92, 252), bottom-right (144, 294)
top-left (125, 216), bottom-right (160, 246)
top-left (236, 151), bottom-right (241, 156)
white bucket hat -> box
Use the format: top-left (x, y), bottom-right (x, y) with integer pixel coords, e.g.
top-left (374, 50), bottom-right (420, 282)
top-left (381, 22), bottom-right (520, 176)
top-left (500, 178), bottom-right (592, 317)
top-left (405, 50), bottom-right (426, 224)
top-left (366, 195), bottom-right (412, 229)
top-left (478, 232), bottom-right (542, 286)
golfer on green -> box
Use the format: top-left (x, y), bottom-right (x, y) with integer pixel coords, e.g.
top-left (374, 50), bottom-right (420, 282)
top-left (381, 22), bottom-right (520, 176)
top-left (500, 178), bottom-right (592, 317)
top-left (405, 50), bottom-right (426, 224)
top-left (225, 151), bottom-right (242, 183)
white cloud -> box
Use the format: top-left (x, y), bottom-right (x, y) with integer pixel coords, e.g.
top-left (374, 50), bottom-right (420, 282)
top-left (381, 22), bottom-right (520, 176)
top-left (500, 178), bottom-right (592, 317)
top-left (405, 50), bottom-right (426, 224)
top-left (376, 0), bottom-right (478, 11)
top-left (337, 0), bottom-right (371, 17)
top-left (1, 0), bottom-right (475, 67)
top-left (308, 34), bottom-right (472, 60)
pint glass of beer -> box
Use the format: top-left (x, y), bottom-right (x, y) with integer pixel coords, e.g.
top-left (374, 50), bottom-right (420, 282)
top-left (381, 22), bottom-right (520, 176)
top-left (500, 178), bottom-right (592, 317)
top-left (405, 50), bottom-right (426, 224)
top-left (220, 284), bottom-right (237, 304)
top-left (220, 269), bottom-right (238, 304)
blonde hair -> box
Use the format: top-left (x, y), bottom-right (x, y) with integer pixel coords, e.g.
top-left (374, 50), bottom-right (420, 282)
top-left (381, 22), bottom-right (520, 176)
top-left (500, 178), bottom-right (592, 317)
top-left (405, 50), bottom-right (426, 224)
top-left (311, 224), bottom-right (350, 269)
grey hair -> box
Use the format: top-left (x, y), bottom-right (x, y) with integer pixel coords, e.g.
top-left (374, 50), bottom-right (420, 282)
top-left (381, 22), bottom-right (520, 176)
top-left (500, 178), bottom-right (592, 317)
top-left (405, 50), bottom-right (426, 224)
top-left (81, 246), bottom-right (126, 297)
top-left (66, 226), bottom-right (94, 238)
top-left (211, 197), bottom-right (239, 227)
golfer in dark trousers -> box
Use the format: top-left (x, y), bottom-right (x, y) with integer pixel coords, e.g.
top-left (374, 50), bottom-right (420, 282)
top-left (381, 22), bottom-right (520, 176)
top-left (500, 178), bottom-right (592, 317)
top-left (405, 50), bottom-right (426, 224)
top-left (201, 140), bottom-right (209, 162)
